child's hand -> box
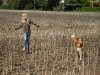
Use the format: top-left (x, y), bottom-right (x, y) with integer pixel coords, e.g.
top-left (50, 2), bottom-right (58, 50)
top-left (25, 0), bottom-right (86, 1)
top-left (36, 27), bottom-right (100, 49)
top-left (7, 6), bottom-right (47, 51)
top-left (37, 25), bottom-right (40, 27)
top-left (15, 29), bottom-right (17, 30)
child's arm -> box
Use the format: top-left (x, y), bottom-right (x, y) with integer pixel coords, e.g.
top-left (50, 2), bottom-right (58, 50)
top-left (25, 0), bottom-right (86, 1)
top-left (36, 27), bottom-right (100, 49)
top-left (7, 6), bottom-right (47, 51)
top-left (15, 25), bottom-right (23, 30)
top-left (29, 19), bottom-right (40, 27)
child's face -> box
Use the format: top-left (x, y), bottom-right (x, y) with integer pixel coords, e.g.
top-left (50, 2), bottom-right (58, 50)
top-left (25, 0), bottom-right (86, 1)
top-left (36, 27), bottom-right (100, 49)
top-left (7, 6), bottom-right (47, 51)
top-left (22, 14), bottom-right (27, 20)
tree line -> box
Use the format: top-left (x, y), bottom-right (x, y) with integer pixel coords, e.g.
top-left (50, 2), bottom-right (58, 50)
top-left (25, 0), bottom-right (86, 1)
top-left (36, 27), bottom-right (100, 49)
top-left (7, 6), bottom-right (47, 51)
top-left (0, 0), bottom-right (100, 11)
top-left (6, 0), bottom-right (61, 10)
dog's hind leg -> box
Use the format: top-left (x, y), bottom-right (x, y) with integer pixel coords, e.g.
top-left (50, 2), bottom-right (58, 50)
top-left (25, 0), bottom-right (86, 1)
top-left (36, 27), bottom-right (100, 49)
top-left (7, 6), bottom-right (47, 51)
top-left (79, 50), bottom-right (82, 60)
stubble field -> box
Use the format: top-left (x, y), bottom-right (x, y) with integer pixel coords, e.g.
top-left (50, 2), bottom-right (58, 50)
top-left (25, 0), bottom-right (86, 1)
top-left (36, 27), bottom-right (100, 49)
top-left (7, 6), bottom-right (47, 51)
top-left (0, 10), bottom-right (100, 75)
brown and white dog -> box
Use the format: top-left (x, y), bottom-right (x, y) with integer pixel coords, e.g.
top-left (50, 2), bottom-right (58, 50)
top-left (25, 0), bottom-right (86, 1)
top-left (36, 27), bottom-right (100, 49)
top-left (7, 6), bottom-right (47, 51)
top-left (71, 35), bottom-right (83, 60)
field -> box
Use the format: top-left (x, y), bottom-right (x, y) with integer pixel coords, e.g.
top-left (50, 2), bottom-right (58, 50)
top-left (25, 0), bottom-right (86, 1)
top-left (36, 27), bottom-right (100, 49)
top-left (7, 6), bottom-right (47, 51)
top-left (0, 10), bottom-right (100, 75)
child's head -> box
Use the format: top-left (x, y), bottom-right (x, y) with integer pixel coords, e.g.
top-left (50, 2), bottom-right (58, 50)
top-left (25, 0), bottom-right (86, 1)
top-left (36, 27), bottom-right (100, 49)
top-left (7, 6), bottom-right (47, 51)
top-left (22, 13), bottom-right (28, 24)
top-left (22, 13), bottom-right (28, 20)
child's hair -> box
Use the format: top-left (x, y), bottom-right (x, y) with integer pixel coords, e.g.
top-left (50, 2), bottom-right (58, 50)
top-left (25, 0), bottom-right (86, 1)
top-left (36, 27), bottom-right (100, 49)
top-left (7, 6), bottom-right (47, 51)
top-left (22, 13), bottom-right (28, 25)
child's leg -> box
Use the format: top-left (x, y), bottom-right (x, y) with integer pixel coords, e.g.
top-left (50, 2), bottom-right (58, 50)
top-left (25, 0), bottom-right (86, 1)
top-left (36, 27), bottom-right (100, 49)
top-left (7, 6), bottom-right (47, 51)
top-left (23, 33), bottom-right (27, 50)
top-left (26, 35), bottom-right (30, 51)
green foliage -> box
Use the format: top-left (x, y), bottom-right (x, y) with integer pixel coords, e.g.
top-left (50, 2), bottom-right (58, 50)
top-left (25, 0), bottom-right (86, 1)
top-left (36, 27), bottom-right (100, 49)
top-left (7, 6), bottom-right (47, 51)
top-left (64, 0), bottom-right (81, 11)
top-left (7, 0), bottom-right (21, 9)
top-left (76, 7), bottom-right (100, 12)
top-left (24, 3), bottom-right (33, 10)
top-left (80, 0), bottom-right (90, 7)
top-left (7, 0), bottom-right (48, 10)
top-left (36, 0), bottom-right (48, 10)
top-left (79, 0), bottom-right (99, 7)
top-left (53, 3), bottom-right (64, 11)
top-left (37, 0), bottom-right (46, 5)
top-left (0, 0), bottom-right (2, 5)
top-left (0, 5), bottom-right (9, 9)
top-left (64, 0), bottom-right (81, 6)
top-left (19, 0), bottom-right (34, 10)
top-left (64, 0), bottom-right (100, 11)
top-left (48, 0), bottom-right (61, 10)
top-left (5, 0), bottom-right (100, 11)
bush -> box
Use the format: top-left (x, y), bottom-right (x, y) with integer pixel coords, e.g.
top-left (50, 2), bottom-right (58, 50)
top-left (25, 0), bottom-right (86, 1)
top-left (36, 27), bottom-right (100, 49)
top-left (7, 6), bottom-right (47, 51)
top-left (53, 3), bottom-right (64, 11)
top-left (76, 7), bottom-right (100, 12)
top-left (0, 5), bottom-right (10, 9)
top-left (7, 0), bottom-right (21, 9)
top-left (24, 3), bottom-right (33, 10)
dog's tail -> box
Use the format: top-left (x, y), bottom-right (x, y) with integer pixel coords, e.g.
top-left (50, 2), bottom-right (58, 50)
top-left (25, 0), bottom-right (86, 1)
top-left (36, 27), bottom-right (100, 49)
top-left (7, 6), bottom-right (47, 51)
top-left (71, 35), bottom-right (76, 41)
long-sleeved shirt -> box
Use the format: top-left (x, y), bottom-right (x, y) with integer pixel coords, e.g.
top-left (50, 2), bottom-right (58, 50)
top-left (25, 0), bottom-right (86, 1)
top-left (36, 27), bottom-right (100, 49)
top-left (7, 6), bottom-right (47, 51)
top-left (15, 19), bottom-right (39, 35)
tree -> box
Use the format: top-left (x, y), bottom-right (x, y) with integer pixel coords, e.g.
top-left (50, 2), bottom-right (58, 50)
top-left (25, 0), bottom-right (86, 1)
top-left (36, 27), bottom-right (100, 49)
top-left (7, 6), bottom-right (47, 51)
top-left (0, 0), bottom-right (2, 5)
top-left (64, 0), bottom-right (82, 11)
top-left (48, 0), bottom-right (61, 10)
top-left (19, 0), bottom-right (34, 9)
top-left (81, 0), bottom-right (90, 7)
top-left (24, 2), bottom-right (33, 10)
top-left (36, 0), bottom-right (48, 10)
top-left (18, 0), bottom-right (27, 9)
top-left (7, 0), bottom-right (35, 10)
top-left (7, 0), bottom-right (21, 9)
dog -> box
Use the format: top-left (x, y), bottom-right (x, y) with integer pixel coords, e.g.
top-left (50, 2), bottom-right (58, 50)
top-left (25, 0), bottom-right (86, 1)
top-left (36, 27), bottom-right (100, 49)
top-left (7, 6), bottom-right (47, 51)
top-left (71, 35), bottom-right (83, 60)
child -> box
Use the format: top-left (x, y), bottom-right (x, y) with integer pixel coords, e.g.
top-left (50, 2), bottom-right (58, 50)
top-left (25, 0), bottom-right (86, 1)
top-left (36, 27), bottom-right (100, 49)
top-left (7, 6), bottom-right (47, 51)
top-left (15, 13), bottom-right (40, 53)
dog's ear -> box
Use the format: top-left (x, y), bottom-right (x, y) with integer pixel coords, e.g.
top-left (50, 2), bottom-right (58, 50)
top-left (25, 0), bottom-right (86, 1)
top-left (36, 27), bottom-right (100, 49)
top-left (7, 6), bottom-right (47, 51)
top-left (77, 36), bottom-right (82, 40)
top-left (79, 36), bottom-right (82, 39)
